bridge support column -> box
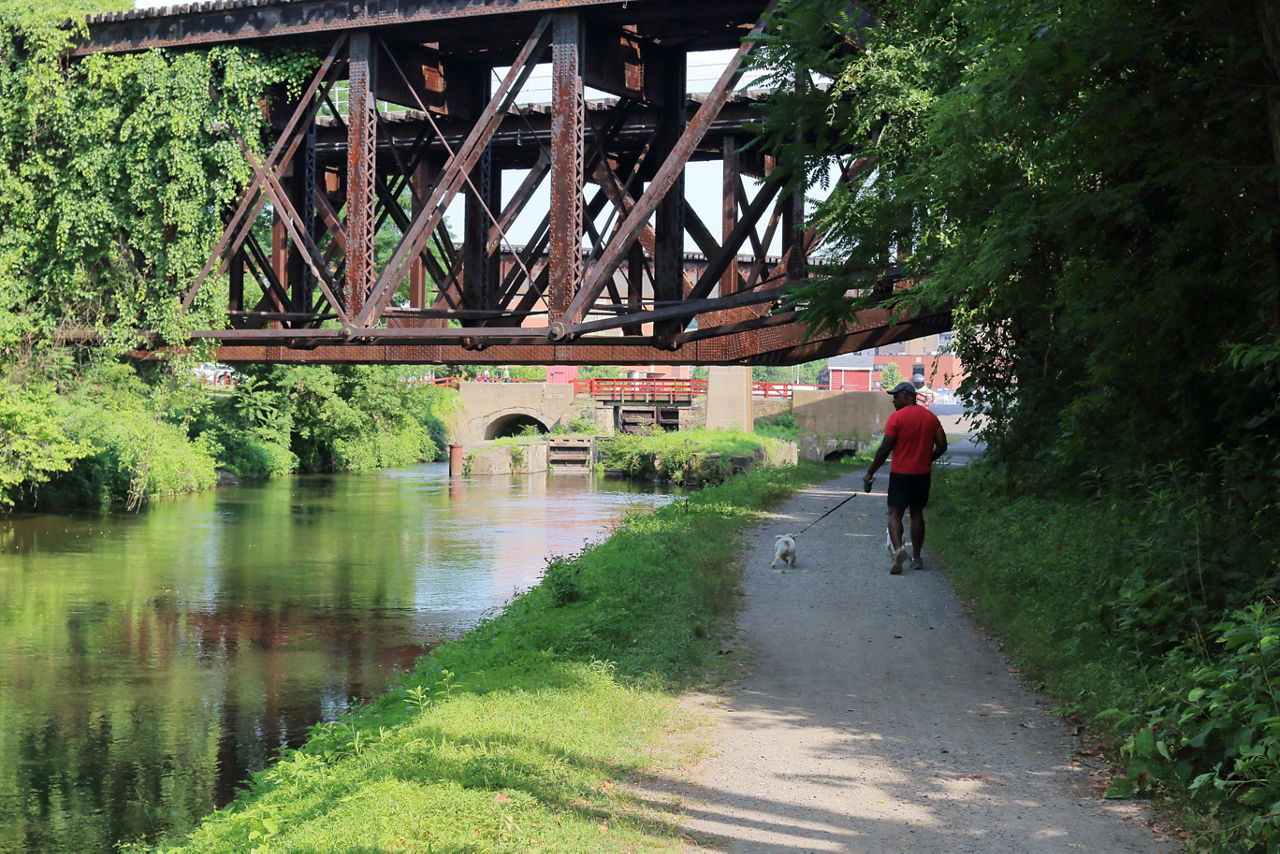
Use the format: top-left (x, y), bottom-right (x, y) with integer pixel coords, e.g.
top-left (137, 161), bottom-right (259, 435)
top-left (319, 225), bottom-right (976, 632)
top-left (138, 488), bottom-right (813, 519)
top-left (652, 46), bottom-right (687, 346)
top-left (548, 12), bottom-right (584, 327)
top-left (706, 366), bottom-right (753, 432)
top-left (345, 31), bottom-right (378, 320)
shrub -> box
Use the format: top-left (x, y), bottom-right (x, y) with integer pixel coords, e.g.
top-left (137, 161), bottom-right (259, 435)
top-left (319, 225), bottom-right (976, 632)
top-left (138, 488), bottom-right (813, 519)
top-left (1115, 604), bottom-right (1280, 850)
top-left (0, 382), bottom-right (87, 508)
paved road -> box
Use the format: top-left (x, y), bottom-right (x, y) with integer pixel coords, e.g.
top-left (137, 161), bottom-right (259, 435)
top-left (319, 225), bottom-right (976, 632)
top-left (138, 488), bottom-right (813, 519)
top-left (638, 469), bottom-right (1180, 852)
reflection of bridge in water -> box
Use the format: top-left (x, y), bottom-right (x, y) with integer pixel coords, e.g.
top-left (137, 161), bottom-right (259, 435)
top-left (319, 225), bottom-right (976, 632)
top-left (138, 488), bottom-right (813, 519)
top-left (74, 0), bottom-right (949, 366)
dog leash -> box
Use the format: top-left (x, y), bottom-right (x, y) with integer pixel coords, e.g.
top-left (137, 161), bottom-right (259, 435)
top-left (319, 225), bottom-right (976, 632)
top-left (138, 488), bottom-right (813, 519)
top-left (796, 479), bottom-right (870, 536)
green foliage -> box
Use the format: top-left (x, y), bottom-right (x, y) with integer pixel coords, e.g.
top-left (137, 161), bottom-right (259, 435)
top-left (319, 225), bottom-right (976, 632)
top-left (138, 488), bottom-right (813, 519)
top-left (754, 411), bottom-right (798, 443)
top-left (751, 359), bottom-right (827, 385)
top-left (264, 365), bottom-right (449, 472)
top-left (542, 553), bottom-right (582, 606)
top-left (877, 363), bottom-right (902, 390)
top-left (1117, 604), bottom-right (1280, 850)
top-left (2, 361), bottom-right (456, 509)
top-left (0, 381), bottom-right (88, 507)
top-left (598, 428), bottom-right (775, 484)
top-left (0, 10), bottom-right (318, 368)
top-left (754, 0), bottom-right (1280, 487)
top-left (54, 392), bottom-right (220, 509)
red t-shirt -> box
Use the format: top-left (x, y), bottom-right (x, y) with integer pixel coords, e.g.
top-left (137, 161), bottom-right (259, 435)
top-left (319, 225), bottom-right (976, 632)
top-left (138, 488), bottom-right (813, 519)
top-left (885, 404), bottom-right (943, 475)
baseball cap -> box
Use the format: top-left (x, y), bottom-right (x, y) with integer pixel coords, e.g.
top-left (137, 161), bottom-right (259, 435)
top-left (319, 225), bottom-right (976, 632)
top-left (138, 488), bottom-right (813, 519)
top-left (885, 381), bottom-right (916, 395)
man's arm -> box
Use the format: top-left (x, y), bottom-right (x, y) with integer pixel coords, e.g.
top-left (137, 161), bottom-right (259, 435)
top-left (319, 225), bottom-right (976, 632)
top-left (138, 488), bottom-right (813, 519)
top-left (863, 434), bottom-right (897, 488)
top-left (931, 427), bottom-right (948, 462)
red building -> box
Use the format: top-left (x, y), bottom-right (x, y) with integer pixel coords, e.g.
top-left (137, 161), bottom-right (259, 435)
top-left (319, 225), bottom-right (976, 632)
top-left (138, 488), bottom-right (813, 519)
top-left (828, 335), bottom-right (965, 394)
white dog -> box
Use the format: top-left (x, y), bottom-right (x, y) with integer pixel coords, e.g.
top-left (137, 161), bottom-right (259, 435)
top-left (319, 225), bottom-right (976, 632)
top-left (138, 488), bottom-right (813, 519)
top-left (772, 533), bottom-right (797, 570)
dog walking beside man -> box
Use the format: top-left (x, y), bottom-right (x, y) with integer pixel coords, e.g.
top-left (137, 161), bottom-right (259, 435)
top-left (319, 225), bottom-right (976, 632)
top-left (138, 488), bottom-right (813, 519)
top-left (863, 382), bottom-right (947, 575)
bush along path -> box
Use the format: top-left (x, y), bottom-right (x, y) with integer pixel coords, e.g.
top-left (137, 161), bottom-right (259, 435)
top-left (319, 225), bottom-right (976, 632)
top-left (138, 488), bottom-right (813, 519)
top-left (629, 468), bottom-right (1181, 852)
top-left (146, 462), bottom-right (839, 853)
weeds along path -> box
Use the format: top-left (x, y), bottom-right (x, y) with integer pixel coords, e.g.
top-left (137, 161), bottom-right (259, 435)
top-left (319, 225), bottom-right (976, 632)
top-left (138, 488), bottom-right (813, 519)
top-left (634, 469), bottom-right (1181, 852)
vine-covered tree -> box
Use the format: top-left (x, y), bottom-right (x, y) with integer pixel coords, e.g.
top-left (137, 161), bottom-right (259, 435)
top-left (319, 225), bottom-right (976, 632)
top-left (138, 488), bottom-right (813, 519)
top-left (0, 4), bottom-right (316, 373)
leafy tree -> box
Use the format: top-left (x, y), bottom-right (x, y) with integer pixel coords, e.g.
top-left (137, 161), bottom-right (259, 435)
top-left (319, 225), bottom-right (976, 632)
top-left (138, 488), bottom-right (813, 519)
top-left (752, 0), bottom-right (1280, 486)
top-left (877, 363), bottom-right (901, 390)
top-left (0, 382), bottom-right (87, 507)
top-left (0, 9), bottom-right (318, 374)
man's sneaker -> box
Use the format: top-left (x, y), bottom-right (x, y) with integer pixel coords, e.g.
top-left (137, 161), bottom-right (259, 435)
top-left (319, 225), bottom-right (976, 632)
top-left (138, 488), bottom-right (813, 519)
top-left (890, 547), bottom-right (908, 575)
top-left (910, 556), bottom-right (924, 571)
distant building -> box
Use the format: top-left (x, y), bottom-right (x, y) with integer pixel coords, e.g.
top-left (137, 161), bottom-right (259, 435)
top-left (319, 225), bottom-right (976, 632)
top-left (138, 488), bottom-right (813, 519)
top-left (831, 333), bottom-right (966, 393)
top-left (547, 365), bottom-right (578, 384)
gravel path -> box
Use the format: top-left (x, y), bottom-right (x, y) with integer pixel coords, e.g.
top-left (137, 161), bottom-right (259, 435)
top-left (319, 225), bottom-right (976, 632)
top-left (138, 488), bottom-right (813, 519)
top-left (637, 469), bottom-right (1181, 852)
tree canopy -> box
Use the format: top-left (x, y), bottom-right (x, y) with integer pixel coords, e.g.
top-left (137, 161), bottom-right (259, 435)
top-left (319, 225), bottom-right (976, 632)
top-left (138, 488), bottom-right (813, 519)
top-left (753, 0), bottom-right (1280, 485)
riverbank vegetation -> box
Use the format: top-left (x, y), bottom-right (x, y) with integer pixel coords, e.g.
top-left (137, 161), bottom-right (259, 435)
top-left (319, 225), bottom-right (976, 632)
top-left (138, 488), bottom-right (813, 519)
top-left (2, 361), bottom-right (455, 511)
top-left (0, 5), bottom-right (460, 509)
top-left (144, 460), bottom-right (845, 853)
top-left (597, 428), bottom-right (789, 484)
top-left (757, 1), bottom-right (1280, 847)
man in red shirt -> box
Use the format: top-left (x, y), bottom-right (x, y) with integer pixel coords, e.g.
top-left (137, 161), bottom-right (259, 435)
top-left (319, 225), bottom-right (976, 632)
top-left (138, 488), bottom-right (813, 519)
top-left (862, 382), bottom-right (947, 575)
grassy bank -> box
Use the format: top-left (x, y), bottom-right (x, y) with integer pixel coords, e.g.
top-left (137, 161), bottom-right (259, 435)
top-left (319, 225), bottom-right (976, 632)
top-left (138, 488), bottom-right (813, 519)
top-left (148, 459), bottom-right (848, 853)
top-left (929, 465), bottom-right (1280, 850)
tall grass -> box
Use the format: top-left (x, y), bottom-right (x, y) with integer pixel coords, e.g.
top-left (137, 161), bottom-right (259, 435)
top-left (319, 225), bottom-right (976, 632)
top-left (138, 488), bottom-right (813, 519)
top-left (929, 462), bottom-right (1280, 850)
top-left (150, 461), bottom-right (849, 853)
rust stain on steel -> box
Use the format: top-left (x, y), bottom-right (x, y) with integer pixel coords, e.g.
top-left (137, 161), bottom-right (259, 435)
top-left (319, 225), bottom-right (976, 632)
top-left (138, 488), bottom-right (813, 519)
top-left (76, 0), bottom-right (664, 55)
top-left (195, 310), bottom-right (953, 366)
top-left (345, 32), bottom-right (377, 322)
top-left (547, 12), bottom-right (584, 328)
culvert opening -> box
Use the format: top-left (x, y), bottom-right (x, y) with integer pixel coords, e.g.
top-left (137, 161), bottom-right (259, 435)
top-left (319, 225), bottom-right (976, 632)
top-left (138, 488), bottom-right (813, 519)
top-left (485, 414), bottom-right (548, 440)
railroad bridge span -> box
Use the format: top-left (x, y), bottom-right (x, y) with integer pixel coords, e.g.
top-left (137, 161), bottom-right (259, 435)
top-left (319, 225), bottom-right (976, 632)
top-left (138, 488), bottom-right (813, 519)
top-left (73, 0), bottom-right (949, 367)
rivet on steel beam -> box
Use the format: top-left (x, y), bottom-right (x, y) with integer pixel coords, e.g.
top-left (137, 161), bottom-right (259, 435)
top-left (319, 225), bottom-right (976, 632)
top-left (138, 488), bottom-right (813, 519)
top-left (548, 321), bottom-right (570, 341)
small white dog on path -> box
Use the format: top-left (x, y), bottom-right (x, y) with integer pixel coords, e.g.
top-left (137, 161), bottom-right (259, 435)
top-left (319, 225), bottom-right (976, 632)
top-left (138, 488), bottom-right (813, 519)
top-left (772, 533), bottom-right (797, 570)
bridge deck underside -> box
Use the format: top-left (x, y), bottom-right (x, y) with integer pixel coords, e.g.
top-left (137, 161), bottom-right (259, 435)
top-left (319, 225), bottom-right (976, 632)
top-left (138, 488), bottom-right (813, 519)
top-left (75, 0), bottom-right (949, 366)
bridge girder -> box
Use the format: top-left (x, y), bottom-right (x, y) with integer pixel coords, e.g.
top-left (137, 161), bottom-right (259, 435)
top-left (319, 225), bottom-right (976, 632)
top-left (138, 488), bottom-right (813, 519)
top-left (74, 0), bottom-right (948, 366)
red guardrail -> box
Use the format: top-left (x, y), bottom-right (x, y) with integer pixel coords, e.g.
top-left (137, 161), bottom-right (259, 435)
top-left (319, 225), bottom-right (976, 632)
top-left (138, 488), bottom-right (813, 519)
top-left (416, 376), bottom-right (933, 404)
top-left (576, 378), bottom-right (708, 401)
top-left (570, 378), bottom-right (848, 399)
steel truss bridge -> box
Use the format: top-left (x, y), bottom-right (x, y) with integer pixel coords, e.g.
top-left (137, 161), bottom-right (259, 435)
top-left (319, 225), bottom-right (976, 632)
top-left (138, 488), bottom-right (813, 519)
top-left (76, 0), bottom-right (950, 366)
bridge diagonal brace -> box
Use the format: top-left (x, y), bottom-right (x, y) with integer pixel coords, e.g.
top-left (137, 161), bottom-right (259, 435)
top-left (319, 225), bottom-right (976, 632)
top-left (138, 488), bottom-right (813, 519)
top-left (181, 33), bottom-right (348, 311)
top-left (231, 129), bottom-right (351, 324)
top-left (553, 9), bottom-right (772, 341)
top-left (352, 15), bottom-right (553, 331)
top-left (685, 177), bottom-right (784, 304)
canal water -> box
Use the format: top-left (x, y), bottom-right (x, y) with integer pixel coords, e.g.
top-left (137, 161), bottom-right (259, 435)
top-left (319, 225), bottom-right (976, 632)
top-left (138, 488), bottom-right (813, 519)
top-left (0, 465), bottom-right (674, 853)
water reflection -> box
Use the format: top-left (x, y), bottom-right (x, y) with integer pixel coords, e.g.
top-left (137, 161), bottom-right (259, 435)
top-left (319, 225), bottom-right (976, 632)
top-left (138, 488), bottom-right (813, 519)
top-left (0, 465), bottom-right (671, 853)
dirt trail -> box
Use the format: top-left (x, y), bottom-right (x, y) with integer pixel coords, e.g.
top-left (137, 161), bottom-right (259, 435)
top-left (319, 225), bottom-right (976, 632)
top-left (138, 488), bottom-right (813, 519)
top-left (637, 469), bottom-right (1181, 852)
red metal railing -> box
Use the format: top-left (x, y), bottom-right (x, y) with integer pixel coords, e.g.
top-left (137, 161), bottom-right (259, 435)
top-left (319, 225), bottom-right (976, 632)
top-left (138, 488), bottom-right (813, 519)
top-left (575, 378), bottom-right (708, 401)
top-left (416, 375), bottom-right (934, 404)
top-left (570, 378), bottom-right (838, 400)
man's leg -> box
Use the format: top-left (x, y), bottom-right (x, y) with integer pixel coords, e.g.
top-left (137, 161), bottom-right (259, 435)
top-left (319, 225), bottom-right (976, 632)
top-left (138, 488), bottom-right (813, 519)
top-left (909, 509), bottom-right (925, 560)
top-left (886, 504), bottom-right (908, 574)
top-left (887, 505), bottom-right (906, 551)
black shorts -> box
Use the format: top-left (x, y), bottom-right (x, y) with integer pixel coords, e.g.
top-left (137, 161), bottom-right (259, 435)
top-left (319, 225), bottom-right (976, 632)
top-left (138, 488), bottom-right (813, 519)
top-left (887, 472), bottom-right (931, 511)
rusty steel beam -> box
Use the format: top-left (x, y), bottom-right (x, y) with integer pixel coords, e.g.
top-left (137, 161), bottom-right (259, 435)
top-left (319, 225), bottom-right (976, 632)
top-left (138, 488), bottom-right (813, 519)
top-left (547, 12), bottom-right (585, 325)
top-left (77, 0), bottom-right (769, 56)
top-left (345, 32), bottom-right (378, 319)
top-left (354, 16), bottom-right (553, 329)
top-left (553, 7), bottom-right (772, 340)
top-left (181, 309), bottom-right (953, 366)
